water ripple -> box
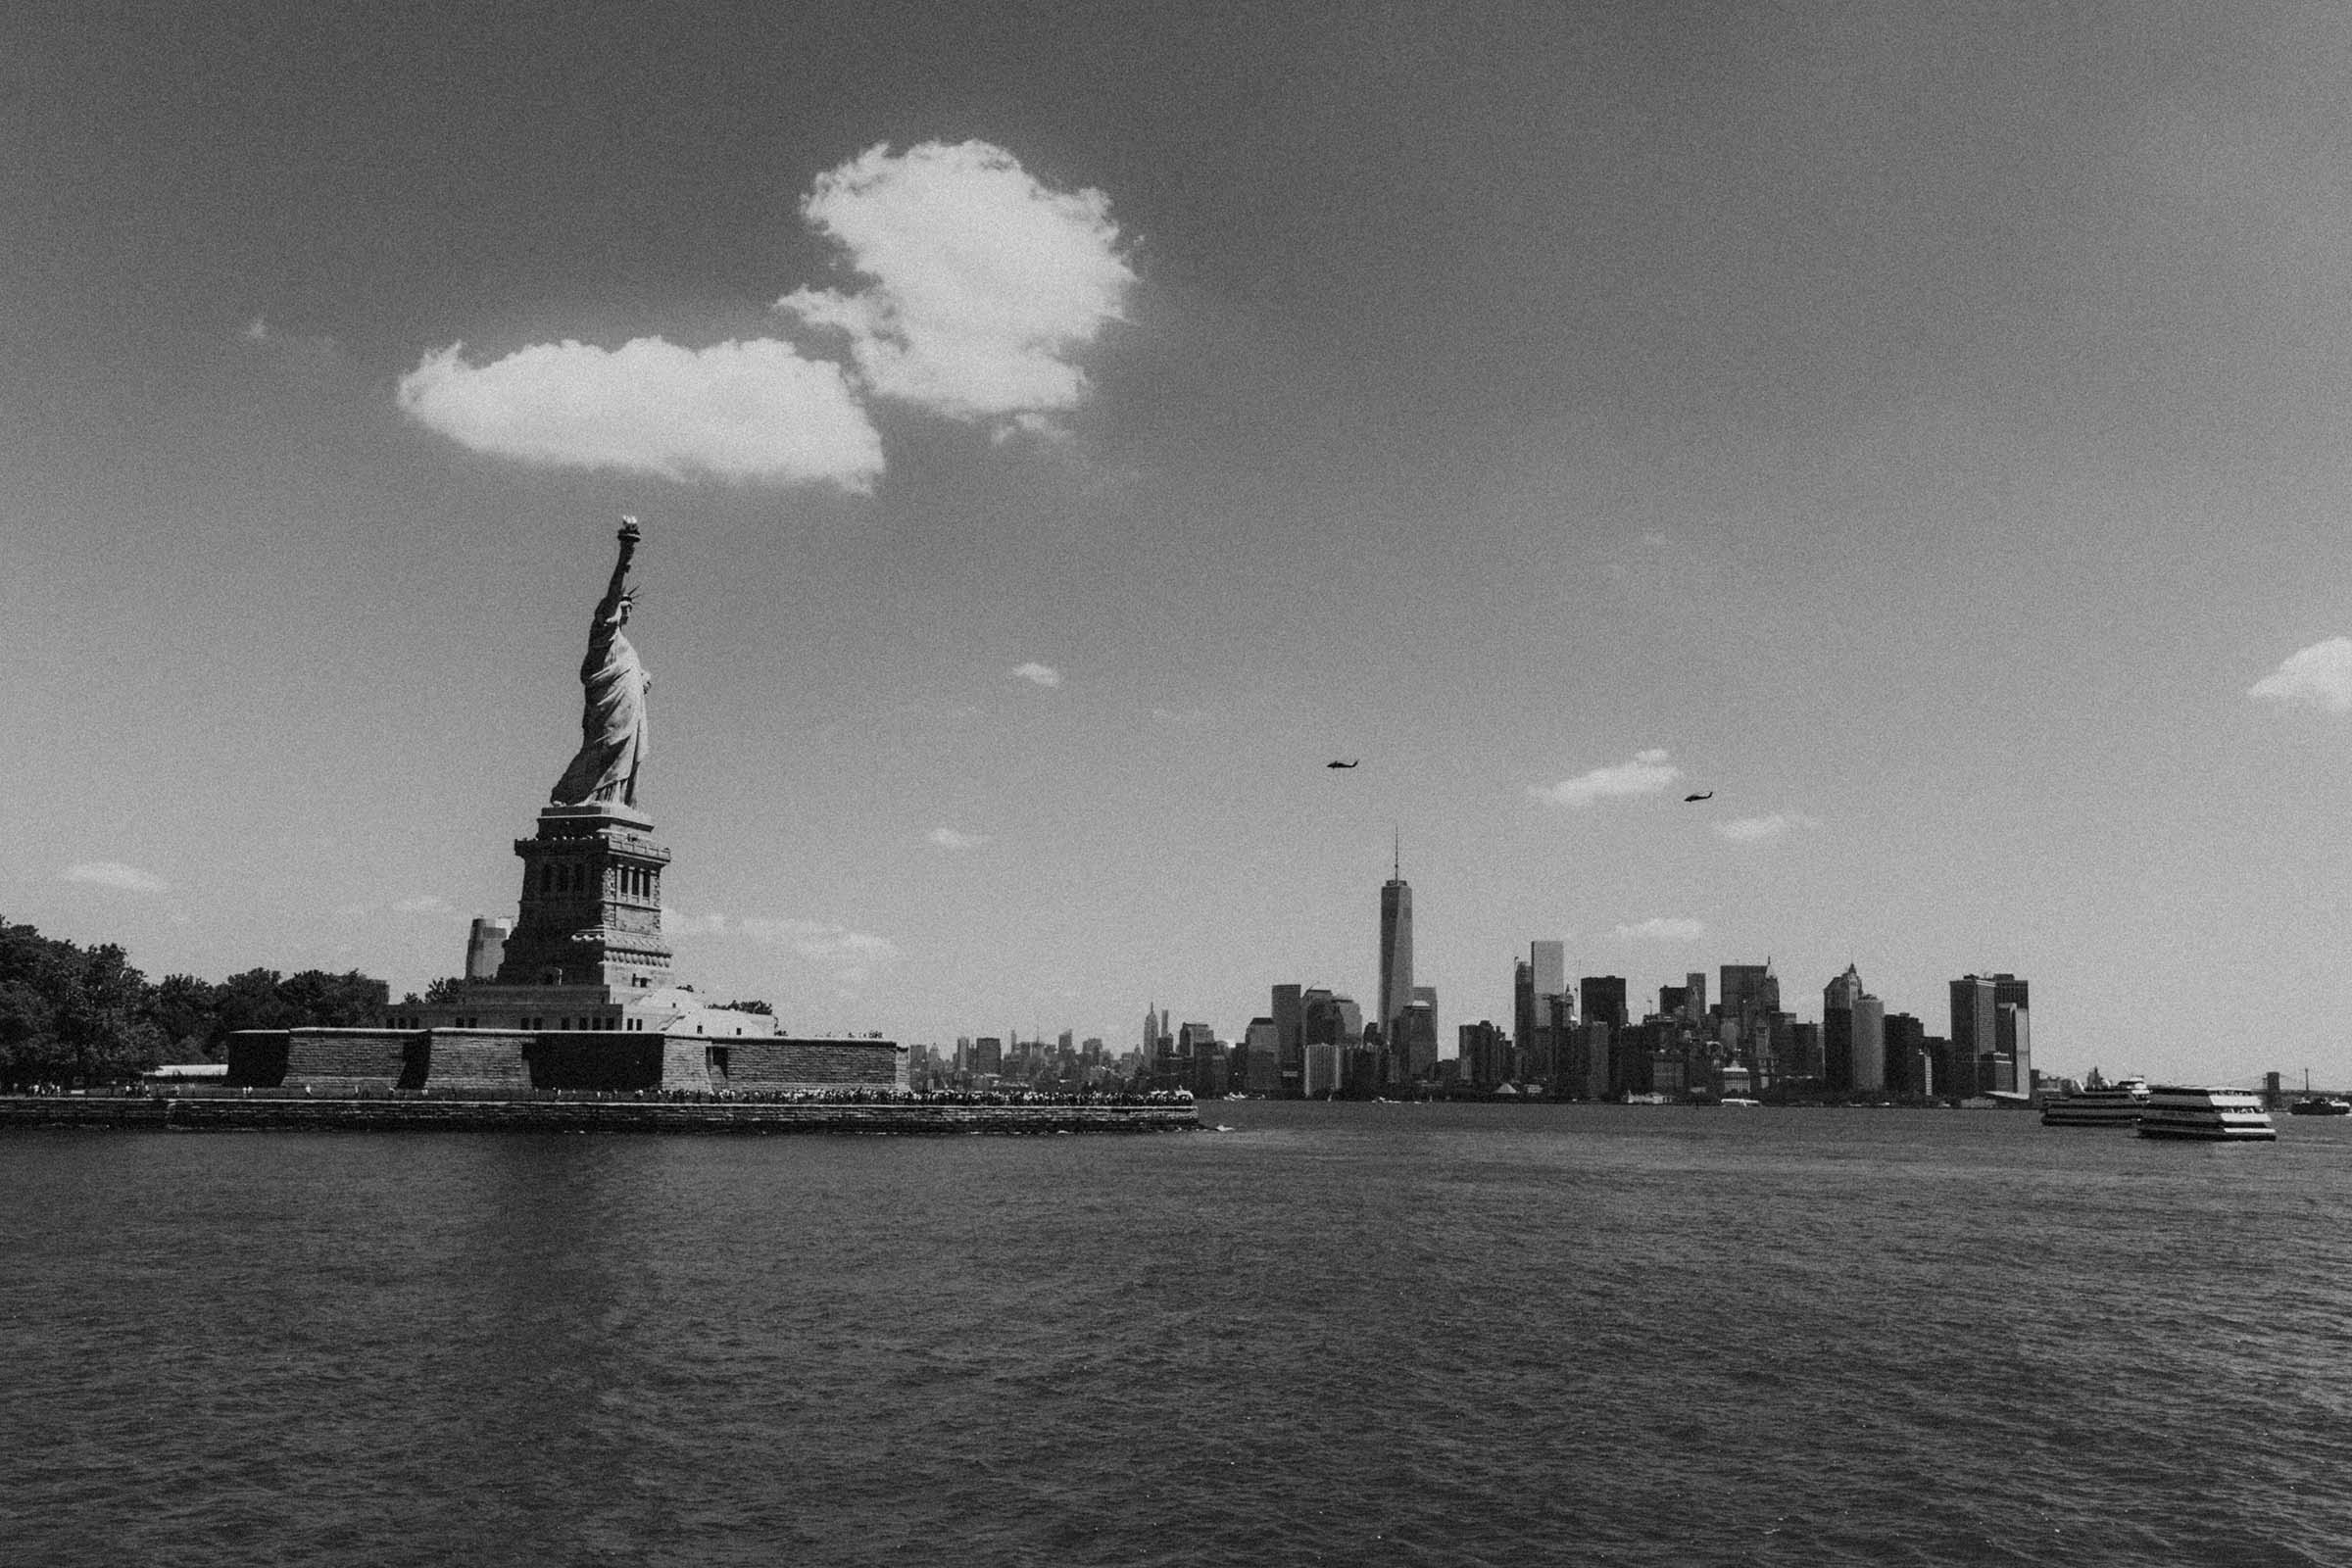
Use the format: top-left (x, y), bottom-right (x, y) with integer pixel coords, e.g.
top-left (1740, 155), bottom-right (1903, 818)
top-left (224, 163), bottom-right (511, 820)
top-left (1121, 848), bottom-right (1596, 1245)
top-left (4, 1109), bottom-right (2350, 1564)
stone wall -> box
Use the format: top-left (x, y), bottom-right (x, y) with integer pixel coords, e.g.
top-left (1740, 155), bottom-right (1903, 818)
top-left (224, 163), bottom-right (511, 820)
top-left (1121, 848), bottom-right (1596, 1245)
top-left (525, 1034), bottom-right (664, 1093)
top-left (0, 1097), bottom-right (1200, 1135)
top-left (222, 1028), bottom-right (905, 1096)
top-left (226, 1032), bottom-right (291, 1088)
top-left (661, 1038), bottom-right (714, 1095)
top-left (228, 1029), bottom-right (422, 1094)
top-left (417, 1032), bottom-right (534, 1095)
top-left (710, 1038), bottom-right (908, 1092)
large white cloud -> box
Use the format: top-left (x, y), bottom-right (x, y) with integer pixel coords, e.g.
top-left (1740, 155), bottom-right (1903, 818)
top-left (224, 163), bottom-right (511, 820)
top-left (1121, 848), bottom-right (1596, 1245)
top-left (1529, 750), bottom-right (1683, 808)
top-left (777, 140), bottom-right (1134, 428)
top-left (397, 337), bottom-right (882, 487)
top-left (399, 140), bottom-right (1129, 484)
top-left (2249, 638), bottom-right (2352, 713)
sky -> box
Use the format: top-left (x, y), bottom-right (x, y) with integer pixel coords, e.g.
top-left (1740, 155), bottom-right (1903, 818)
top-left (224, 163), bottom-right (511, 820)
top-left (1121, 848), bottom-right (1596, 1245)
top-left (10, 0), bottom-right (2352, 1084)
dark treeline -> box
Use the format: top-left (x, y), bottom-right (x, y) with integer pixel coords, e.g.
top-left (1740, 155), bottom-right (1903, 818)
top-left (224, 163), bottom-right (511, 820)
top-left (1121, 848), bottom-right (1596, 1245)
top-left (0, 916), bottom-right (387, 1089)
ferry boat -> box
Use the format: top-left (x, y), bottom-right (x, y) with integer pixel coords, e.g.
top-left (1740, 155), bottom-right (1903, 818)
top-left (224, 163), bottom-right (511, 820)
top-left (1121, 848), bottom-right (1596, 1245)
top-left (2134, 1085), bottom-right (2277, 1142)
top-left (2039, 1074), bottom-right (2149, 1128)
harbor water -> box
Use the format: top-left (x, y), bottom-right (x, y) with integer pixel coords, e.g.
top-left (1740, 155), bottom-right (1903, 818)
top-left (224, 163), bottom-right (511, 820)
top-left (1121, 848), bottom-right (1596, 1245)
top-left (5, 1102), bottom-right (2349, 1565)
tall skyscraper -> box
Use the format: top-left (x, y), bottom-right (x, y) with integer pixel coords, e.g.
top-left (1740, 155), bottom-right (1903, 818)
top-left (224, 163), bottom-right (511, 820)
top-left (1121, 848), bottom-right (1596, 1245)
top-left (1378, 841), bottom-right (1414, 1046)
top-left (1272, 983), bottom-right (1304, 1097)
top-left (1400, 984), bottom-right (1439, 1079)
top-left (1824, 964), bottom-right (1862, 1089)
top-left (1719, 964), bottom-right (1779, 1021)
top-left (1517, 940), bottom-right (1568, 1081)
top-left (1243, 1018), bottom-right (1281, 1094)
top-left (1991, 974), bottom-right (2031, 1094)
top-left (1825, 965), bottom-right (1886, 1093)
top-left (1580, 976), bottom-right (1629, 1033)
top-left (1530, 941), bottom-right (1565, 1007)
top-left (1853, 993), bottom-right (1886, 1094)
top-left (1512, 957), bottom-right (1535, 1067)
top-left (1950, 974), bottom-right (2027, 1096)
top-left (1884, 1012), bottom-right (1928, 1095)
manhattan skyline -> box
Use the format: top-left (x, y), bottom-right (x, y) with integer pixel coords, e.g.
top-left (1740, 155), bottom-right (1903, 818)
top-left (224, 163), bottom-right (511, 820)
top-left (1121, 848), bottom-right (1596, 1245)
top-left (11, 4), bottom-right (2352, 1084)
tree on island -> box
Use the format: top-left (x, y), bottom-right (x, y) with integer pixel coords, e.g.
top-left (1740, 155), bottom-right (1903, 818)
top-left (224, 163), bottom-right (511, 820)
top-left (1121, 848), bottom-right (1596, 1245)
top-left (0, 916), bottom-right (392, 1089)
top-left (0, 919), bottom-right (165, 1089)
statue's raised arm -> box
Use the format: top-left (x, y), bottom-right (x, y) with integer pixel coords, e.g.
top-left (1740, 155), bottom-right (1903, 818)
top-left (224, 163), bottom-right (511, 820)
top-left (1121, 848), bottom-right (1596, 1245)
top-left (550, 518), bottom-right (653, 809)
top-left (594, 516), bottom-right (641, 627)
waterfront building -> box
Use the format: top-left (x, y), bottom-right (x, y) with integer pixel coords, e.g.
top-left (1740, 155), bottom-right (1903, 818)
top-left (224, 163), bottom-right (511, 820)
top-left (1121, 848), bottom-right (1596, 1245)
top-left (1302, 1041), bottom-right (1341, 1098)
top-left (1243, 1018), bottom-right (1281, 1094)
top-left (1884, 1012), bottom-right (1930, 1096)
top-left (1299, 989), bottom-right (1364, 1049)
top-left (1853, 993), bottom-right (1885, 1094)
top-left (1569, 1020), bottom-right (1612, 1100)
top-left (1459, 1020), bottom-right (1509, 1089)
top-left (1516, 941), bottom-right (1568, 1082)
top-left (1272, 983), bottom-right (1305, 1098)
top-left (1399, 986), bottom-right (1439, 1080)
top-left (1512, 957), bottom-right (1533, 1072)
top-left (1995, 997), bottom-right (2031, 1095)
top-left (1822, 964), bottom-right (1885, 1092)
top-left (1719, 964), bottom-right (1779, 1023)
top-left (1951, 973), bottom-right (2029, 1098)
top-left (1781, 1018), bottom-right (1822, 1083)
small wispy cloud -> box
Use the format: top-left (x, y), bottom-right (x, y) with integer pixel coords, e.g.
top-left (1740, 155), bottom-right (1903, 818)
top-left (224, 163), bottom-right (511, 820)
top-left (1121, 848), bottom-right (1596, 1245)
top-left (662, 906), bottom-right (900, 988)
top-left (1614, 916), bottom-right (1706, 942)
top-left (2250, 637), bottom-right (2352, 713)
top-left (738, 917), bottom-right (903, 988)
top-left (1714, 812), bottom-right (1821, 844)
top-left (928, 826), bottom-right (990, 851)
top-left (1530, 750), bottom-right (1682, 808)
top-left (1012, 662), bottom-right (1062, 688)
top-left (60, 860), bottom-right (169, 895)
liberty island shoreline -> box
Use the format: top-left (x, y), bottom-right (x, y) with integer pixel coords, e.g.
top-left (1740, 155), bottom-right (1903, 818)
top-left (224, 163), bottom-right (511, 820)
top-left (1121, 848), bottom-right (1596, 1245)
top-left (0, 1089), bottom-right (1199, 1135)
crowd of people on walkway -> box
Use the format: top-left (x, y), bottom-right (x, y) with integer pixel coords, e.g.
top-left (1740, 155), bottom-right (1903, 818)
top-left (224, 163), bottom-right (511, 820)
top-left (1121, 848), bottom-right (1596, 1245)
top-left (93, 1082), bottom-right (1197, 1105)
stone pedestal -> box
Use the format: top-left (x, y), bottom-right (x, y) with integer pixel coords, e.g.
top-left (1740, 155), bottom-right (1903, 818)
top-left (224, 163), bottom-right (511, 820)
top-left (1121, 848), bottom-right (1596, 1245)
top-left (493, 803), bottom-right (675, 990)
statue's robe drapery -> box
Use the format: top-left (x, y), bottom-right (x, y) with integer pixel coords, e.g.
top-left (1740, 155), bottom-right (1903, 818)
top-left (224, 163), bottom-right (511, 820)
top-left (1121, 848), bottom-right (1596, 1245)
top-left (550, 611), bottom-right (649, 807)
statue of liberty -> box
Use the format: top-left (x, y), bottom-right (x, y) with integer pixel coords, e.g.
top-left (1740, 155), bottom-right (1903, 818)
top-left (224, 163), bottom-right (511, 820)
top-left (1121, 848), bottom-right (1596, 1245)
top-left (551, 518), bottom-right (650, 808)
